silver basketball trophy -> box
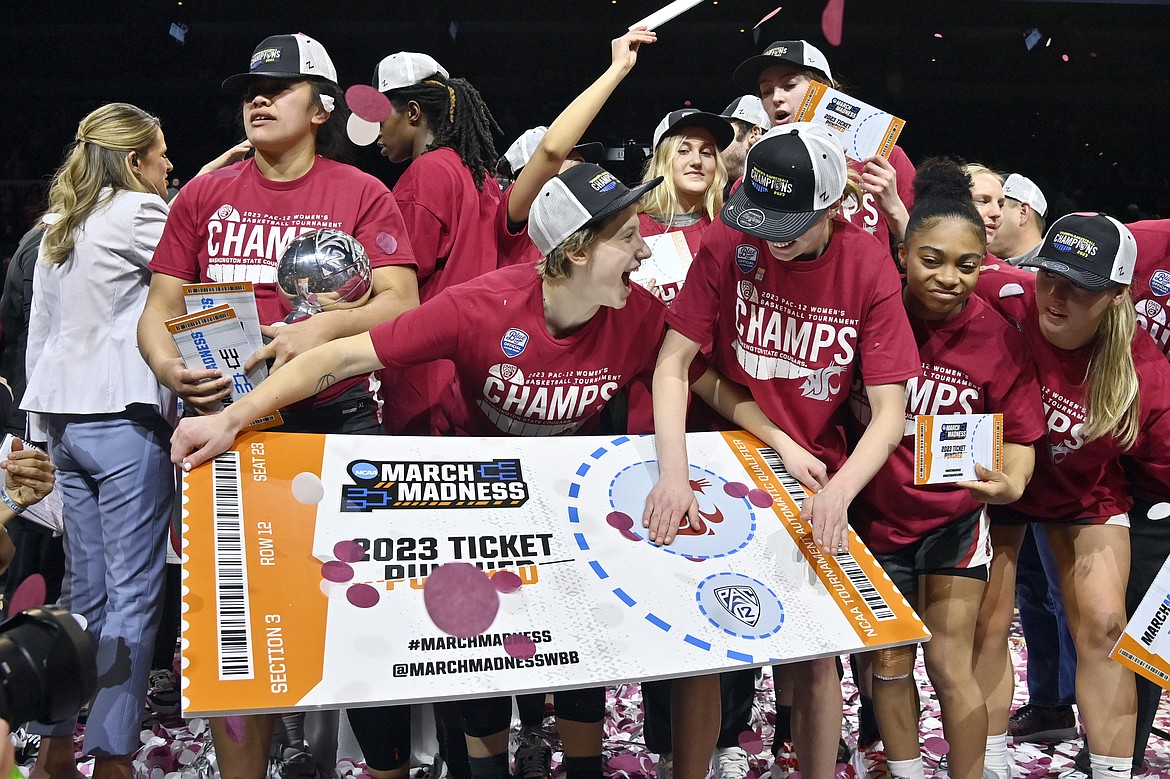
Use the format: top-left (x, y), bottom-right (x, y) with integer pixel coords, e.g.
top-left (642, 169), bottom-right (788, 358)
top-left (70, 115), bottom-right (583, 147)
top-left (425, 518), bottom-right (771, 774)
top-left (277, 228), bottom-right (372, 323)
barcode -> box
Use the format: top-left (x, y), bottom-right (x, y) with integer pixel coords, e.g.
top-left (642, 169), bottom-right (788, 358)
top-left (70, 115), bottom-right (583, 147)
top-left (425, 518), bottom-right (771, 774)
top-left (836, 555), bottom-right (896, 621)
top-left (213, 452), bottom-right (253, 679)
top-left (1119, 649), bottom-right (1169, 681)
top-left (759, 447), bottom-right (808, 500)
top-left (758, 446), bottom-right (895, 622)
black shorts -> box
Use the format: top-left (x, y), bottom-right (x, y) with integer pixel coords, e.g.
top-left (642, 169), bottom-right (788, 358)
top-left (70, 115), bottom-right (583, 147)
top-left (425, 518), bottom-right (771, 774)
top-left (872, 507), bottom-right (991, 596)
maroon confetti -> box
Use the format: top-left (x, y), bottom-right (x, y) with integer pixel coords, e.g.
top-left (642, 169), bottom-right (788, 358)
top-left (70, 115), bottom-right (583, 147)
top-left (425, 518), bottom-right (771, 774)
top-left (345, 84), bottom-right (392, 122)
top-left (503, 633), bottom-right (537, 659)
top-left (333, 540), bottom-right (365, 563)
top-left (8, 572), bottom-right (46, 614)
top-left (607, 511), bottom-right (634, 530)
top-left (685, 556), bottom-right (704, 563)
top-left (753, 5), bottom-right (783, 29)
top-left (821, 0), bottom-right (845, 46)
top-left (724, 481), bottom-right (750, 498)
top-left (747, 489), bottom-right (774, 508)
top-left (619, 528), bottom-right (642, 542)
top-left (737, 729), bottom-right (764, 754)
top-left (224, 715), bottom-right (246, 743)
top-left (923, 735), bottom-right (950, 755)
top-left (491, 570), bottom-right (523, 593)
top-left (346, 582), bottom-right (380, 608)
top-left (423, 562), bottom-right (499, 637)
top-left (376, 232), bottom-right (398, 255)
top-left (321, 560), bottom-right (355, 583)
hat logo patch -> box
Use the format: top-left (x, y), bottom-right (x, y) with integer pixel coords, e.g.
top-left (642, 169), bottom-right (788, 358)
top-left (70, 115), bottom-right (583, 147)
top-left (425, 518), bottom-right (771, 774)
top-left (1149, 270), bottom-right (1170, 297)
top-left (766, 46), bottom-right (789, 56)
top-left (1052, 231), bottom-right (1098, 257)
top-left (735, 245), bottom-right (759, 273)
top-left (590, 172), bottom-right (618, 193)
top-left (1047, 262), bottom-right (1071, 273)
top-left (736, 209), bottom-right (766, 230)
top-left (749, 166), bottom-right (793, 197)
top-left (250, 47), bottom-right (283, 71)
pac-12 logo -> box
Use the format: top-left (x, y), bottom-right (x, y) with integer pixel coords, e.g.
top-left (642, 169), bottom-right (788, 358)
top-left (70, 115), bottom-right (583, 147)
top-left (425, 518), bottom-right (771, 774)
top-left (341, 459), bottom-right (529, 512)
top-left (715, 585), bottom-right (761, 626)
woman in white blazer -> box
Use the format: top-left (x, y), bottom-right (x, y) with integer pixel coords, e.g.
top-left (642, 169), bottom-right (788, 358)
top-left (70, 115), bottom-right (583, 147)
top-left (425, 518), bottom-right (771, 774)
top-left (22, 102), bottom-right (177, 779)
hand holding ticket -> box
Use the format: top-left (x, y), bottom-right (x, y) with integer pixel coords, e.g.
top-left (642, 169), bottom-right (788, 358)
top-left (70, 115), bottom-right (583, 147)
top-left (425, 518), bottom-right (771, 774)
top-left (914, 413), bottom-right (1003, 485)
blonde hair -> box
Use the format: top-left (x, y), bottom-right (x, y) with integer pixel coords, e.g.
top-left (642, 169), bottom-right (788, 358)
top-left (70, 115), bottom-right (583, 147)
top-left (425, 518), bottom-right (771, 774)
top-left (962, 163), bottom-right (1003, 185)
top-left (1082, 291), bottom-right (1140, 449)
top-left (42, 103), bottom-right (161, 266)
top-left (537, 223), bottom-right (603, 280)
top-left (639, 132), bottom-right (727, 223)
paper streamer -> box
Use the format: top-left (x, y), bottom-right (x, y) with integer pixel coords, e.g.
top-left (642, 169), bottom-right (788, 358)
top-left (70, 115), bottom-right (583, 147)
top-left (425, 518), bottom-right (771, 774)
top-left (821, 0), bottom-right (845, 46)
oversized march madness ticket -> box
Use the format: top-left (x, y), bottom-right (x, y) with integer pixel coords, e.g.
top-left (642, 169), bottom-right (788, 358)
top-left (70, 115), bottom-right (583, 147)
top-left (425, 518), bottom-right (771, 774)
top-left (180, 430), bottom-right (929, 716)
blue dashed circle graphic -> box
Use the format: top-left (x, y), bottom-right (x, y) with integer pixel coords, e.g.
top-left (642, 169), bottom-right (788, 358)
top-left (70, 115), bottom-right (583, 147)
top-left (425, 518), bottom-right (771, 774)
top-left (567, 436), bottom-right (769, 662)
top-left (696, 572), bottom-right (784, 639)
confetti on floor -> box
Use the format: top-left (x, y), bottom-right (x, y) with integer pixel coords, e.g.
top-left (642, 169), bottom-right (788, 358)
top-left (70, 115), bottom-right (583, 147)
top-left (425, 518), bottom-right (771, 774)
top-left (12, 617), bottom-right (1170, 778)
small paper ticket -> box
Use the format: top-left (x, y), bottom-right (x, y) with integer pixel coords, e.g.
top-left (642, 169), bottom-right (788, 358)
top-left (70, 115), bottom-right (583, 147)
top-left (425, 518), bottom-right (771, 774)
top-left (914, 414), bottom-right (1002, 485)
top-left (182, 282), bottom-right (264, 353)
top-left (630, 232), bottom-right (692, 305)
top-left (793, 81), bottom-right (905, 161)
top-left (0, 435), bottom-right (62, 533)
top-left (165, 305), bottom-right (282, 431)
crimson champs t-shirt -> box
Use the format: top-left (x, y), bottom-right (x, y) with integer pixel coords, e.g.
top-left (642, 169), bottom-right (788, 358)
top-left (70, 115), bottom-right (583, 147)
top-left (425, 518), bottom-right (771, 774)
top-left (368, 264), bottom-right (668, 437)
top-left (152, 157), bottom-right (415, 322)
top-left (1129, 219), bottom-right (1170, 360)
top-left (991, 291), bottom-right (1170, 523)
top-left (849, 294), bottom-right (1047, 553)
top-left (149, 157), bottom-right (416, 407)
top-left (669, 215), bottom-right (920, 473)
top-left (393, 146), bottom-right (502, 301)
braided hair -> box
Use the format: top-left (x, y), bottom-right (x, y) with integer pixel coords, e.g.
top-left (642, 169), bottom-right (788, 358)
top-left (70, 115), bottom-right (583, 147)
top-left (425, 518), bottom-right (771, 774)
top-left (387, 76), bottom-right (501, 190)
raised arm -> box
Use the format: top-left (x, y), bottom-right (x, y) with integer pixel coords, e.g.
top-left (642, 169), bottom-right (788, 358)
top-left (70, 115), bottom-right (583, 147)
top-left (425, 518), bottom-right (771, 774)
top-left (508, 28), bottom-right (657, 224)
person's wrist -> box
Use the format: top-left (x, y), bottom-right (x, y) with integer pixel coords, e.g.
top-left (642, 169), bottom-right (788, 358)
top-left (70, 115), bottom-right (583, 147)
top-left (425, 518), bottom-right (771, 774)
top-left (2, 486), bottom-right (26, 514)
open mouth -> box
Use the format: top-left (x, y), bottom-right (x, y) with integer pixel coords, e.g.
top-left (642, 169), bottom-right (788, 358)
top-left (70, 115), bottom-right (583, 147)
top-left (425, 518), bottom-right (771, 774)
top-left (621, 271), bottom-right (632, 288)
top-left (770, 240), bottom-right (795, 250)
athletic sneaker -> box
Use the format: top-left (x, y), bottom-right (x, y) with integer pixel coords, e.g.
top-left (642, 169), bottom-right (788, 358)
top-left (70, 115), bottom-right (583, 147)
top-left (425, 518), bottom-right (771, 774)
top-left (656, 754), bottom-right (673, 779)
top-left (514, 728), bottom-right (551, 779)
top-left (711, 747), bottom-right (750, 779)
top-left (147, 668), bottom-right (180, 715)
top-left (851, 741), bottom-right (890, 779)
top-left (1007, 704), bottom-right (1078, 744)
top-left (771, 740), bottom-right (798, 779)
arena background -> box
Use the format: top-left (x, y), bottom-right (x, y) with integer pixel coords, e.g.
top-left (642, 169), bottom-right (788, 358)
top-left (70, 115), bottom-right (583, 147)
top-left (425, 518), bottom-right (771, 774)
top-left (0, 0), bottom-right (1168, 260)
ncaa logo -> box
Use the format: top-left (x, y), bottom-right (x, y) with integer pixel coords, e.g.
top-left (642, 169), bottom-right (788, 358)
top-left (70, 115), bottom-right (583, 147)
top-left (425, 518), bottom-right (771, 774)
top-left (501, 328), bottom-right (529, 358)
top-left (349, 461), bottom-right (379, 481)
top-left (1150, 270), bottom-right (1170, 297)
top-left (736, 245), bottom-right (759, 273)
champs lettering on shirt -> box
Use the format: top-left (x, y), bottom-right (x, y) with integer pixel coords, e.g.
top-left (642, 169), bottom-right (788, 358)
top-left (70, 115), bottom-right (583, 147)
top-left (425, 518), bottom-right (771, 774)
top-left (1042, 386), bottom-right (1087, 465)
top-left (478, 364), bottom-right (622, 436)
top-left (204, 206), bottom-right (342, 285)
top-left (369, 264), bottom-right (667, 439)
top-left (733, 286), bottom-right (857, 401)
